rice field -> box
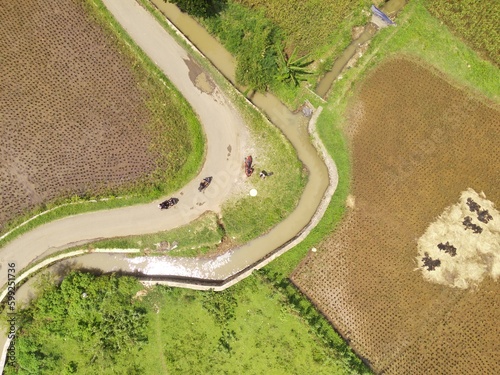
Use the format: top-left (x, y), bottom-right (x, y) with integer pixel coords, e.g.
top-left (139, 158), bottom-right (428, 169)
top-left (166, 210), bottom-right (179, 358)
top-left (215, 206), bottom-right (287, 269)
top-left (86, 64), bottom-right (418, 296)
top-left (235, 0), bottom-right (369, 55)
top-left (292, 57), bottom-right (500, 374)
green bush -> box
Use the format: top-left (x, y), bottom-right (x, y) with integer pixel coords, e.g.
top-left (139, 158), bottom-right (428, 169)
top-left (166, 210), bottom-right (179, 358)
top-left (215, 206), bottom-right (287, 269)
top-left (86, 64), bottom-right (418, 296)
top-left (6, 272), bottom-right (148, 374)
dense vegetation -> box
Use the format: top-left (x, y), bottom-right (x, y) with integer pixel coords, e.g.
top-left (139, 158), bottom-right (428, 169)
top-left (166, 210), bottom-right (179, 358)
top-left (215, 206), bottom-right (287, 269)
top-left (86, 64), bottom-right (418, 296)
top-left (197, 0), bottom-right (369, 92)
top-left (202, 2), bottom-right (282, 91)
top-left (236, 0), bottom-right (368, 55)
top-left (5, 273), bottom-right (148, 374)
top-left (7, 272), bottom-right (368, 374)
top-left (165, 0), bottom-right (227, 17)
top-left (426, 0), bottom-right (500, 66)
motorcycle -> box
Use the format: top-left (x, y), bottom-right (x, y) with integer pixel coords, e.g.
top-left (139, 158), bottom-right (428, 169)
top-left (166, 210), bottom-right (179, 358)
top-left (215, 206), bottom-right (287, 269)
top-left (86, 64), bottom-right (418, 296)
top-left (158, 197), bottom-right (179, 210)
top-left (198, 176), bottom-right (213, 192)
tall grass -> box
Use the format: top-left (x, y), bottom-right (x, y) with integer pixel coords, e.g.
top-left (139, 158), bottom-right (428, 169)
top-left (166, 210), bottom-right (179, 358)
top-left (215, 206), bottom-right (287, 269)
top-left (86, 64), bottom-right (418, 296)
top-left (201, 2), bottom-right (282, 91)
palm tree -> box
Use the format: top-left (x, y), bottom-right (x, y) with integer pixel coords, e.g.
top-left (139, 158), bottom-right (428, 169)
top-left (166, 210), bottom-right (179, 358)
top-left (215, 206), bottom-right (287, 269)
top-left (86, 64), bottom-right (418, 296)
top-left (277, 47), bottom-right (313, 86)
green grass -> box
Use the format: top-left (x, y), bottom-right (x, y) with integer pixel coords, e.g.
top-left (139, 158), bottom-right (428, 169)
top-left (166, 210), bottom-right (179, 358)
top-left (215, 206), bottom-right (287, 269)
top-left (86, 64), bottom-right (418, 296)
top-left (219, 107), bottom-right (306, 243)
top-left (201, 2), bottom-right (282, 91)
top-left (138, 273), bottom-right (367, 374)
top-left (91, 212), bottom-right (224, 257)
top-left (5, 271), bottom-right (368, 374)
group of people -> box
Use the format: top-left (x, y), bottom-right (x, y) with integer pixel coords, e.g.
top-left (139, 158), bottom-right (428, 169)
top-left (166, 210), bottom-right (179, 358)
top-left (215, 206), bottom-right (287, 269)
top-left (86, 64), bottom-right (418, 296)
top-left (245, 155), bottom-right (273, 180)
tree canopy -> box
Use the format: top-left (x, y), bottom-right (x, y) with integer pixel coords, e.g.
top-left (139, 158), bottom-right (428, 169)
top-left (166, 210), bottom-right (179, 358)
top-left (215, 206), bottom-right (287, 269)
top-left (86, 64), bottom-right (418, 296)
top-left (6, 272), bottom-right (148, 375)
top-left (165, 0), bottom-right (226, 18)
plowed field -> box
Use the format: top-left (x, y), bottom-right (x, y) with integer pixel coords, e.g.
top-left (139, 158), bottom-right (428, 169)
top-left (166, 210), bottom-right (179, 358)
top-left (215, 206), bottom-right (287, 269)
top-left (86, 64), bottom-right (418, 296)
top-left (0, 0), bottom-right (162, 229)
top-left (292, 58), bottom-right (500, 374)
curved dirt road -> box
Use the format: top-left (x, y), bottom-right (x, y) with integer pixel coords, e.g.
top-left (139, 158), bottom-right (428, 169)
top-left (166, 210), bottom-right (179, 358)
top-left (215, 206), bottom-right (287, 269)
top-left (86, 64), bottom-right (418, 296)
top-left (0, 0), bottom-right (249, 289)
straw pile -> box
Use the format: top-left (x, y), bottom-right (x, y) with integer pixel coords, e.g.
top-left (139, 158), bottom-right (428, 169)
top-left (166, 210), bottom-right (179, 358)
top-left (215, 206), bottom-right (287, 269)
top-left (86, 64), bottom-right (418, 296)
top-left (416, 188), bottom-right (500, 288)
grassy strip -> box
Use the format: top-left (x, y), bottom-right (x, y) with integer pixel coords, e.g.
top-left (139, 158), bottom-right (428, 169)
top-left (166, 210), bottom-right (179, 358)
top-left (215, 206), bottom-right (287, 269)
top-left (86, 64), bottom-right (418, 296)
top-left (0, 197), bottom-right (144, 249)
top-left (90, 212), bottom-right (224, 257)
top-left (0, 0), bottom-right (205, 247)
top-left (263, 111), bottom-right (351, 279)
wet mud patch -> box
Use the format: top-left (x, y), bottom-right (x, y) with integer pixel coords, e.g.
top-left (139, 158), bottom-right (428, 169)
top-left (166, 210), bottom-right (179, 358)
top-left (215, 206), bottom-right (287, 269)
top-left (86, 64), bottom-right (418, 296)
top-left (184, 55), bottom-right (215, 94)
top-left (292, 58), bottom-right (500, 374)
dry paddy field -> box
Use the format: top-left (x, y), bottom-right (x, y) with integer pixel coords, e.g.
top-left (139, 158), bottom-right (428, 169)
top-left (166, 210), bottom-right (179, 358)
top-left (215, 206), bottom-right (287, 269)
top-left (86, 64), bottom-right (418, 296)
top-left (292, 58), bottom-right (500, 374)
top-left (0, 0), bottom-right (156, 229)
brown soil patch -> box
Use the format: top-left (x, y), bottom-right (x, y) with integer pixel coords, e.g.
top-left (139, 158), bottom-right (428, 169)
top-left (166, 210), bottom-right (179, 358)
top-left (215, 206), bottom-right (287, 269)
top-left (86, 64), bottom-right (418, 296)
top-left (292, 58), bottom-right (500, 374)
top-left (0, 0), bottom-right (154, 229)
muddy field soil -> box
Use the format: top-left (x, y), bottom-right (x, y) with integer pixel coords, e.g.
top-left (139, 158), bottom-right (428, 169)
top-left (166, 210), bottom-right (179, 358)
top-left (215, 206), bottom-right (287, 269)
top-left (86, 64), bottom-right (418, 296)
top-left (0, 0), bottom-right (154, 229)
top-left (292, 58), bottom-right (500, 374)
